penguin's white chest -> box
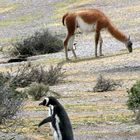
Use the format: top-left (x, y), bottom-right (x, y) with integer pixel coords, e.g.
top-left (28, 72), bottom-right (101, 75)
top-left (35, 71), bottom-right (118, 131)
top-left (48, 105), bottom-right (54, 131)
top-left (48, 106), bottom-right (62, 140)
top-left (48, 105), bottom-right (54, 116)
top-left (54, 115), bottom-right (62, 140)
top-left (76, 16), bottom-right (96, 33)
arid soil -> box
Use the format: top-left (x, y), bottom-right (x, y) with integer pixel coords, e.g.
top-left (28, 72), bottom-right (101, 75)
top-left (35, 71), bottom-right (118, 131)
top-left (0, 0), bottom-right (140, 140)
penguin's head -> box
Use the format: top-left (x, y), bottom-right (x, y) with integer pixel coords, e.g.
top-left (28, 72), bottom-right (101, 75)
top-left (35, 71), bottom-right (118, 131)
top-left (39, 96), bottom-right (59, 107)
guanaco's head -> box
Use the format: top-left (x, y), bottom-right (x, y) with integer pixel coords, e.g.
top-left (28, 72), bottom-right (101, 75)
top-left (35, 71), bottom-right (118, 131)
top-left (126, 36), bottom-right (132, 53)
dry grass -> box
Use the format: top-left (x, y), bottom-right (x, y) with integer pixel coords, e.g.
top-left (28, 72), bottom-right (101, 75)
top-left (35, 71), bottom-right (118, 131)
top-left (0, 0), bottom-right (140, 139)
top-left (0, 4), bottom-right (18, 13)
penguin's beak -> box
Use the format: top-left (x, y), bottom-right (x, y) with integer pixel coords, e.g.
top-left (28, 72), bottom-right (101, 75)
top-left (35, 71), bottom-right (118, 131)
top-left (39, 102), bottom-right (43, 106)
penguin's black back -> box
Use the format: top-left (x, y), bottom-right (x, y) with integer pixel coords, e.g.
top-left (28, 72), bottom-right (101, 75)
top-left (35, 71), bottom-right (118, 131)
top-left (54, 102), bottom-right (74, 140)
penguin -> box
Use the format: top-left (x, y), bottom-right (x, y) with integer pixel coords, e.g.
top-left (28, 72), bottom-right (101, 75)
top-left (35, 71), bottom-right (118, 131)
top-left (38, 96), bottom-right (74, 140)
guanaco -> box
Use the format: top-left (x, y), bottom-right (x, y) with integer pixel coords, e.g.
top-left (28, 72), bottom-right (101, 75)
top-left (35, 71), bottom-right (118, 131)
top-left (62, 8), bottom-right (132, 60)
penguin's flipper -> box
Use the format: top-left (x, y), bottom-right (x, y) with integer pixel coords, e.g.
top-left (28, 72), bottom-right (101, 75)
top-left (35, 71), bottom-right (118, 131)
top-left (38, 116), bottom-right (53, 127)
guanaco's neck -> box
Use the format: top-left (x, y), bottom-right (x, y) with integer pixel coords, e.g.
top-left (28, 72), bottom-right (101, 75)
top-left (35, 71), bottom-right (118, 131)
top-left (107, 21), bottom-right (128, 43)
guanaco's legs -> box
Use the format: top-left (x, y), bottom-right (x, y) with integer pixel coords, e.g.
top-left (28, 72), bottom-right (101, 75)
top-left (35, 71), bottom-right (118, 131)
top-left (99, 35), bottom-right (103, 56)
top-left (64, 34), bottom-right (77, 60)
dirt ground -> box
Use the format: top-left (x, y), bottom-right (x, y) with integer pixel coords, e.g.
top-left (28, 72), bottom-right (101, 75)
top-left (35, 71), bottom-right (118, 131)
top-left (0, 0), bottom-right (140, 140)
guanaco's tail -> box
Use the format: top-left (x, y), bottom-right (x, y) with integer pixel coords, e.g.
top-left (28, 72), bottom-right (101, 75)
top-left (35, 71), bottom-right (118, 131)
top-left (107, 21), bottom-right (127, 42)
top-left (62, 13), bottom-right (69, 26)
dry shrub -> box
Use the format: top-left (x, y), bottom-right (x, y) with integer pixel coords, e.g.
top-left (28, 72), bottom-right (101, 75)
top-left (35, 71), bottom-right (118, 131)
top-left (11, 29), bottom-right (63, 57)
top-left (93, 75), bottom-right (121, 92)
top-left (4, 62), bottom-right (65, 88)
top-left (28, 62), bottom-right (65, 86)
top-left (5, 63), bottom-right (34, 88)
top-left (42, 63), bottom-right (65, 86)
top-left (0, 62), bottom-right (64, 123)
top-left (0, 85), bottom-right (25, 124)
top-left (0, 69), bottom-right (26, 124)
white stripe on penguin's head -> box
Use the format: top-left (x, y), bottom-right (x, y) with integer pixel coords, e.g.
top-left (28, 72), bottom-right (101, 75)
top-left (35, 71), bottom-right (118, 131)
top-left (39, 97), bottom-right (49, 106)
top-left (44, 97), bottom-right (49, 106)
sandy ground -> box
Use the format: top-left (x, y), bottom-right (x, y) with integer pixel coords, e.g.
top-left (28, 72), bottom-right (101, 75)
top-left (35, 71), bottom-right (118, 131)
top-left (0, 0), bottom-right (140, 140)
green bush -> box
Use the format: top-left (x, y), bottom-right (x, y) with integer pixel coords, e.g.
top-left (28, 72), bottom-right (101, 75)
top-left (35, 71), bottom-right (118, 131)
top-left (11, 29), bottom-right (63, 57)
top-left (28, 83), bottom-right (49, 100)
top-left (127, 81), bottom-right (140, 122)
top-left (27, 83), bottom-right (60, 100)
top-left (93, 75), bottom-right (121, 92)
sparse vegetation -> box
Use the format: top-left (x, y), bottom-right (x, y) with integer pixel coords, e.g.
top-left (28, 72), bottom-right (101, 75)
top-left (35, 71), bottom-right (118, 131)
top-left (2, 63), bottom-right (65, 88)
top-left (93, 75), bottom-right (121, 92)
top-left (42, 63), bottom-right (65, 86)
top-left (5, 64), bottom-right (35, 88)
top-left (11, 29), bottom-right (63, 57)
top-left (28, 62), bottom-right (65, 86)
top-left (0, 62), bottom-right (63, 123)
top-left (27, 82), bottom-right (60, 100)
top-left (28, 83), bottom-right (49, 100)
top-left (0, 85), bottom-right (25, 124)
top-left (0, 0), bottom-right (139, 139)
top-left (127, 81), bottom-right (140, 123)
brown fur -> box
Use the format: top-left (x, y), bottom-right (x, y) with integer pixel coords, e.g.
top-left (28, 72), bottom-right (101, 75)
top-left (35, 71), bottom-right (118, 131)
top-left (107, 22), bottom-right (127, 42)
top-left (62, 8), bottom-right (130, 60)
top-left (62, 12), bottom-right (69, 26)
